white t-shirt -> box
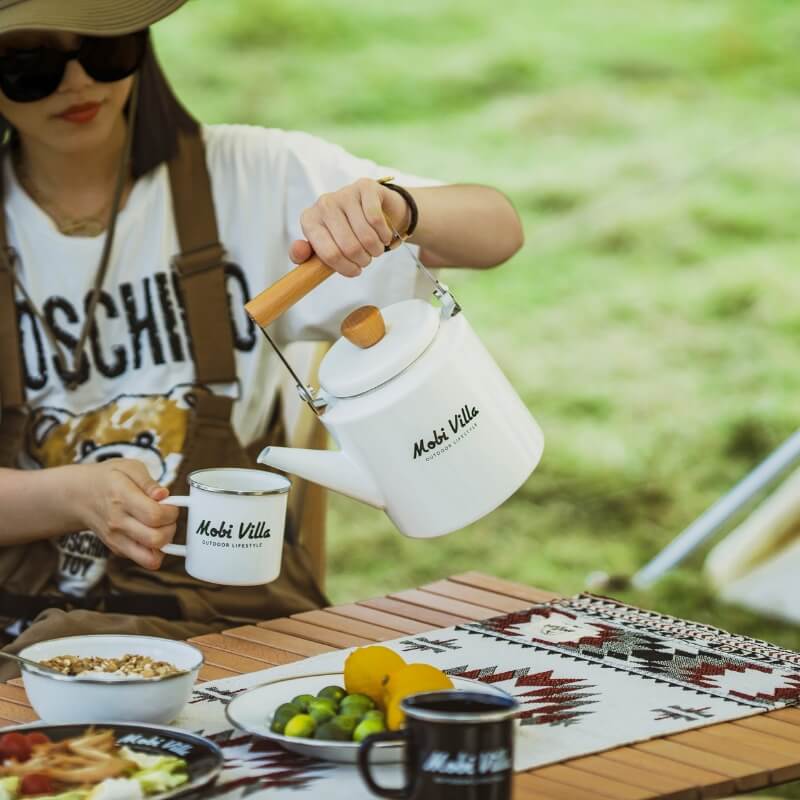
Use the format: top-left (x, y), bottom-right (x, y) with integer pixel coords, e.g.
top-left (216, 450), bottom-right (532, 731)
top-left (8, 124), bottom-right (438, 598)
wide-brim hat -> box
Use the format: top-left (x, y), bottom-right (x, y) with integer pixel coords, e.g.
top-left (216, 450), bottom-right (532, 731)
top-left (0, 0), bottom-right (188, 35)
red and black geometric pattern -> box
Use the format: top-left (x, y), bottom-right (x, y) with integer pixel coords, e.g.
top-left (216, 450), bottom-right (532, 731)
top-left (446, 664), bottom-right (599, 727)
top-left (728, 672), bottom-right (800, 706)
top-left (463, 599), bottom-right (800, 710)
top-left (563, 595), bottom-right (800, 671)
top-left (202, 730), bottom-right (332, 797)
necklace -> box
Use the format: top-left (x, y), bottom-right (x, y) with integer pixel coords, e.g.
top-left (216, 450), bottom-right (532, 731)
top-left (13, 151), bottom-right (118, 237)
top-left (3, 78), bottom-right (139, 390)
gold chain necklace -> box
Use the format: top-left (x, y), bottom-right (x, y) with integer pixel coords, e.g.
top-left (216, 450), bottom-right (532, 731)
top-left (14, 152), bottom-right (116, 237)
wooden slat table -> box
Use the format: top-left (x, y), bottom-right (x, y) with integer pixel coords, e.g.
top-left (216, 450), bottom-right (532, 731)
top-left (2, 572), bottom-right (799, 799)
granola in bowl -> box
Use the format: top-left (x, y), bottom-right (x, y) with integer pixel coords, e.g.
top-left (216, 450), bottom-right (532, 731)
top-left (38, 655), bottom-right (184, 680)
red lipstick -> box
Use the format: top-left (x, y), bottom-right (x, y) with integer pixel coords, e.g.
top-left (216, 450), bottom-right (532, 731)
top-left (57, 102), bottom-right (101, 124)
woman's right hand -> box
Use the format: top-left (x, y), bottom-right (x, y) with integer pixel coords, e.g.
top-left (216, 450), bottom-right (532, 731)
top-left (71, 459), bottom-right (180, 571)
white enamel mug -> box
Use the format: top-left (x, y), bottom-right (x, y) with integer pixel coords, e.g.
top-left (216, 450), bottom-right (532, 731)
top-left (160, 468), bottom-right (290, 586)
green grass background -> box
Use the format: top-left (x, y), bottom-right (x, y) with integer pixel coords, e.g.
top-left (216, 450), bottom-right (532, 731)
top-left (155, 3), bottom-right (800, 791)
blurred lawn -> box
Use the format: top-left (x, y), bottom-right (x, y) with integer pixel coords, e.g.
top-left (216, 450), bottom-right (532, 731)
top-left (156, 0), bottom-right (800, 745)
top-left (156, 2), bottom-right (800, 792)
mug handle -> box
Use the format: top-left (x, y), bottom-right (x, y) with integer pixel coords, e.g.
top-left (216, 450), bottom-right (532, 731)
top-left (357, 730), bottom-right (411, 800)
top-left (159, 496), bottom-right (191, 557)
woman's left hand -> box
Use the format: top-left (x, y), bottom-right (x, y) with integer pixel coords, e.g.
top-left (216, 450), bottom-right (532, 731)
top-left (290, 178), bottom-right (410, 277)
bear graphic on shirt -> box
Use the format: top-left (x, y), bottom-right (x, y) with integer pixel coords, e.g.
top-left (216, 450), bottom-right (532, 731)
top-left (24, 383), bottom-right (207, 485)
top-left (22, 384), bottom-right (209, 596)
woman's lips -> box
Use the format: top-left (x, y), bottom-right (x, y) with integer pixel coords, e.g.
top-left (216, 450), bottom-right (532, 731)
top-left (57, 102), bottom-right (102, 124)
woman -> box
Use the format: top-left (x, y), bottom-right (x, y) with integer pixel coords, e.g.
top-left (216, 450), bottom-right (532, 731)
top-left (0, 0), bottom-right (524, 674)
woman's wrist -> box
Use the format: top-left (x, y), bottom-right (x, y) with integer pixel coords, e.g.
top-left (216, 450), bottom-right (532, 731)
top-left (0, 464), bottom-right (90, 546)
top-left (54, 464), bottom-right (92, 534)
top-left (378, 181), bottom-right (414, 237)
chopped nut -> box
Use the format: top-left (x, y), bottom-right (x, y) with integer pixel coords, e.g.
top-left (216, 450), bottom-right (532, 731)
top-left (38, 653), bottom-right (184, 678)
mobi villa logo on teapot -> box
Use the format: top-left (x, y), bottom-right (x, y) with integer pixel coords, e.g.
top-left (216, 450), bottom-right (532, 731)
top-left (413, 403), bottom-right (480, 462)
top-left (194, 518), bottom-right (271, 549)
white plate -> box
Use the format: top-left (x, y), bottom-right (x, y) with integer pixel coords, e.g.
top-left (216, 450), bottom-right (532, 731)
top-left (225, 670), bottom-right (513, 764)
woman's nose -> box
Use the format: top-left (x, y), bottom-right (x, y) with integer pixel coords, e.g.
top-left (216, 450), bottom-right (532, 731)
top-left (58, 57), bottom-right (94, 93)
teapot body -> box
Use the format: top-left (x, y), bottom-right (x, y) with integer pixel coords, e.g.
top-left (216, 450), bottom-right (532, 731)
top-left (319, 311), bottom-right (543, 537)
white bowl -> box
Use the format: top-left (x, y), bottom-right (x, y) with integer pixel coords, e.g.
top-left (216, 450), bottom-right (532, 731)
top-left (19, 635), bottom-right (203, 725)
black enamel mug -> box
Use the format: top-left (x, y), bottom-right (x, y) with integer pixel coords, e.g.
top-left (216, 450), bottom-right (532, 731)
top-left (357, 690), bottom-right (518, 800)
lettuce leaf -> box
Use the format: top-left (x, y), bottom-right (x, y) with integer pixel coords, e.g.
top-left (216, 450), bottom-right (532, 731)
top-left (0, 776), bottom-right (19, 800)
top-left (21, 792), bottom-right (88, 800)
top-left (130, 758), bottom-right (189, 795)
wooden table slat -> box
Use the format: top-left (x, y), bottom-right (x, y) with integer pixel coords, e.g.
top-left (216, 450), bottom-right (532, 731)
top-left (422, 579), bottom-right (531, 612)
top-left (670, 728), bottom-right (795, 779)
top-left (189, 643), bottom-right (270, 674)
top-left (567, 753), bottom-right (698, 798)
top-left (514, 772), bottom-right (605, 800)
top-left (192, 633), bottom-right (296, 666)
top-left (361, 596), bottom-right (470, 627)
top-left (211, 628), bottom-right (314, 664)
top-left (292, 609), bottom-right (404, 642)
top-left (600, 747), bottom-right (736, 798)
top-left (734, 714), bottom-right (800, 743)
top-left (535, 763), bottom-right (657, 800)
top-left (0, 684), bottom-right (30, 706)
top-left (634, 739), bottom-right (769, 791)
top-left (451, 572), bottom-right (563, 603)
top-left (767, 707), bottom-right (800, 726)
top-left (244, 625), bottom-right (336, 657)
top-left (258, 618), bottom-right (371, 649)
top-left (701, 719), bottom-right (800, 757)
top-left (0, 699), bottom-right (37, 723)
top-left (198, 664), bottom-right (239, 682)
top-left (388, 588), bottom-right (499, 620)
top-left (325, 602), bottom-right (432, 634)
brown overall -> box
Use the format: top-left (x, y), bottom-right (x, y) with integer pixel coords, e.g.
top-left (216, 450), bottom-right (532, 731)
top-left (0, 131), bottom-right (327, 680)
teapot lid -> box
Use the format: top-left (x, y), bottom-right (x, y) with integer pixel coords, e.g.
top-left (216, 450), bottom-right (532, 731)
top-left (319, 299), bottom-right (440, 398)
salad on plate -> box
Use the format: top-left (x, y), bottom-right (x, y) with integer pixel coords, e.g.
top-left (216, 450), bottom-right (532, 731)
top-left (0, 729), bottom-right (189, 800)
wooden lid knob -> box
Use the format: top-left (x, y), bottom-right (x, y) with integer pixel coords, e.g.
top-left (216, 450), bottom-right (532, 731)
top-left (341, 305), bottom-right (386, 348)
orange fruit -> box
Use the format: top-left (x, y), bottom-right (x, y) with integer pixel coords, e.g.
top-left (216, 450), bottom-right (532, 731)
top-left (343, 646), bottom-right (406, 706)
top-left (382, 663), bottom-right (454, 730)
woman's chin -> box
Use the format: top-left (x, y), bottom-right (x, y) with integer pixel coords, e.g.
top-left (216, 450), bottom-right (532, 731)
top-left (46, 117), bottom-right (118, 156)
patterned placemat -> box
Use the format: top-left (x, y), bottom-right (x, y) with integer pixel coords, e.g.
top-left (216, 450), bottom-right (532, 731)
top-left (174, 594), bottom-right (800, 799)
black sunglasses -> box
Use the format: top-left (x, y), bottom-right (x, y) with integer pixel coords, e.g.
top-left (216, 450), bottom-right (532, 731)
top-left (0, 30), bottom-right (148, 103)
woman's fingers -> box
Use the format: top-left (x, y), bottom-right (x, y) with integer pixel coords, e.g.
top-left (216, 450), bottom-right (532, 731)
top-left (344, 194), bottom-right (387, 257)
top-left (289, 239), bottom-right (314, 264)
top-left (296, 180), bottom-right (404, 277)
top-left (122, 514), bottom-right (177, 551)
top-left (358, 179), bottom-right (394, 246)
top-left (112, 458), bottom-right (161, 497)
top-left (113, 469), bottom-right (178, 530)
top-left (104, 521), bottom-right (171, 571)
top-left (91, 459), bottom-right (178, 570)
top-left (322, 204), bottom-right (372, 270)
top-left (301, 210), bottom-right (362, 277)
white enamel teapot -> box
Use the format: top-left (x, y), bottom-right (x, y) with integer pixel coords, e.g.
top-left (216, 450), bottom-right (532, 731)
top-left (245, 247), bottom-right (544, 539)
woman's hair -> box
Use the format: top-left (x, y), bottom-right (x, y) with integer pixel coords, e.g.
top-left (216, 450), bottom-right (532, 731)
top-left (0, 30), bottom-right (199, 179)
top-left (130, 32), bottom-right (198, 178)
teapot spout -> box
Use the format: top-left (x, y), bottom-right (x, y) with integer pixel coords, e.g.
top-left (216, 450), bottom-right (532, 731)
top-left (258, 446), bottom-right (385, 509)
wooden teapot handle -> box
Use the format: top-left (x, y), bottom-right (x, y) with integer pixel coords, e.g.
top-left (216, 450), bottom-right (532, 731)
top-left (245, 255), bottom-right (334, 328)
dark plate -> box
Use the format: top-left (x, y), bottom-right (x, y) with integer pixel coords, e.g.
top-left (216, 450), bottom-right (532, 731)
top-left (1, 722), bottom-right (224, 800)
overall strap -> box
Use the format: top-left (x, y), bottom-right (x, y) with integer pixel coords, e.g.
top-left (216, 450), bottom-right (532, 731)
top-left (0, 159), bottom-right (25, 411)
top-left (168, 131), bottom-right (237, 386)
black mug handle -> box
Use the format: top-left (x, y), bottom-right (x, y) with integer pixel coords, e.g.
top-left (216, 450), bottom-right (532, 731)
top-left (357, 729), bottom-right (411, 799)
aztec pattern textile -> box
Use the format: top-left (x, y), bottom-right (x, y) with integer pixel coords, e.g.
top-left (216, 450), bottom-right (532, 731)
top-left (173, 594), bottom-right (800, 799)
